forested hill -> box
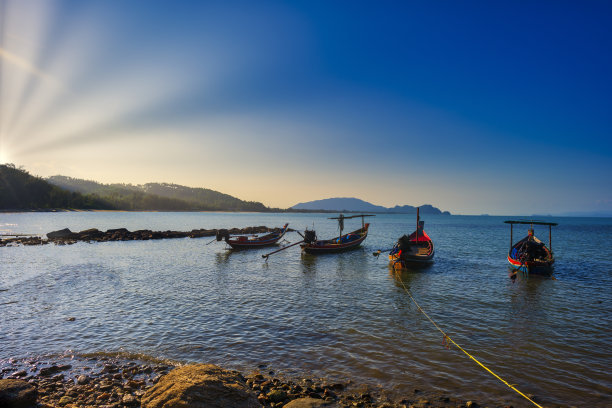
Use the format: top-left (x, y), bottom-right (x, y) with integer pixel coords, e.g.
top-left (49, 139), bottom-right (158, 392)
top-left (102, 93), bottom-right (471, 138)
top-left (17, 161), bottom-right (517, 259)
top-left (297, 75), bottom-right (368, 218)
top-left (0, 164), bottom-right (112, 210)
top-left (0, 165), bottom-right (270, 211)
top-left (47, 175), bottom-right (267, 211)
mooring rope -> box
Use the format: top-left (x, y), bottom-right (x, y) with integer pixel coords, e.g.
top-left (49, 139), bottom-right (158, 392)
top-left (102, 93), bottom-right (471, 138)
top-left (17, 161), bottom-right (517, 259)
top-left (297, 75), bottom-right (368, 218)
top-left (394, 271), bottom-right (544, 408)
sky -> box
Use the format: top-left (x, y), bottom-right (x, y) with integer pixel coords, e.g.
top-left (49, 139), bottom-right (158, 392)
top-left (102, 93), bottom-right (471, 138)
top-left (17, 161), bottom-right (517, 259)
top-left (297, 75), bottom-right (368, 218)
top-left (0, 0), bottom-right (610, 215)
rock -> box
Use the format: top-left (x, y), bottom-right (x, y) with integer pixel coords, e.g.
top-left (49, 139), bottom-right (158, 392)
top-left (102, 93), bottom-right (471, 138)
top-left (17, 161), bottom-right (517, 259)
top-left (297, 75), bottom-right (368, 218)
top-left (267, 389), bottom-right (287, 402)
top-left (105, 228), bottom-right (129, 235)
top-left (101, 364), bottom-right (118, 373)
top-left (284, 397), bottom-right (339, 407)
top-left (76, 375), bottom-right (89, 385)
top-left (97, 392), bottom-right (110, 400)
top-left (10, 371), bottom-right (27, 378)
top-left (58, 395), bottom-right (73, 405)
top-left (329, 383), bottom-right (345, 391)
top-left (466, 402), bottom-right (479, 408)
top-left (140, 364), bottom-right (258, 408)
top-left (0, 379), bottom-right (37, 408)
top-left (39, 366), bottom-right (60, 377)
top-left (46, 228), bottom-right (74, 239)
top-left (323, 388), bottom-right (337, 399)
top-left (77, 228), bottom-right (103, 240)
top-left (122, 394), bottom-right (139, 406)
top-left (360, 392), bottom-right (372, 400)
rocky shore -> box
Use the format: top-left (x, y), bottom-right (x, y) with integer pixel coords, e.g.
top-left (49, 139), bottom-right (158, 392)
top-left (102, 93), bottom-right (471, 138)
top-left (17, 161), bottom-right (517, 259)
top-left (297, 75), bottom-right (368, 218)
top-left (0, 226), bottom-right (291, 247)
top-left (0, 355), bottom-right (500, 408)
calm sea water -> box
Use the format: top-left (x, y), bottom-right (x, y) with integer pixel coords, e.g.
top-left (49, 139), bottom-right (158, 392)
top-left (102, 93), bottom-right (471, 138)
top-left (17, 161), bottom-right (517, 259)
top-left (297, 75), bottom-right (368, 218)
top-left (1, 212), bottom-right (611, 407)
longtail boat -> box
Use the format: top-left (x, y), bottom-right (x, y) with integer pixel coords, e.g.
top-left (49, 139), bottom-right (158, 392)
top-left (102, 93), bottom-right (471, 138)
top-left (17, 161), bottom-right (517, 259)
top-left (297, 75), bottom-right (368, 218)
top-left (216, 223), bottom-right (289, 249)
top-left (505, 220), bottom-right (557, 275)
top-left (389, 209), bottom-right (434, 269)
top-left (300, 214), bottom-right (374, 254)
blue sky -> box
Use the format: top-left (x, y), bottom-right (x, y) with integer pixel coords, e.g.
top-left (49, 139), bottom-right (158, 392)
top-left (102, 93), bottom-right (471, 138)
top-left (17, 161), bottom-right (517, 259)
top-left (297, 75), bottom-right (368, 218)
top-left (0, 0), bottom-right (610, 214)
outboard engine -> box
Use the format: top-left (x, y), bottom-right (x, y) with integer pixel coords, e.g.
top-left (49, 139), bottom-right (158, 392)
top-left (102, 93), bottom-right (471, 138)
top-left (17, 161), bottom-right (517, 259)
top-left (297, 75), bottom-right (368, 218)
top-left (303, 229), bottom-right (317, 244)
top-left (397, 234), bottom-right (412, 251)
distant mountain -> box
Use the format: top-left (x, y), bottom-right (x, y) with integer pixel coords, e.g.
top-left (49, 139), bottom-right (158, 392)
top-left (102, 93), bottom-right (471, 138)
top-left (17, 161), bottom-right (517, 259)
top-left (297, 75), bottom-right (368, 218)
top-left (0, 164), bottom-right (112, 210)
top-left (291, 198), bottom-right (387, 212)
top-left (291, 197), bottom-right (450, 215)
top-left (48, 176), bottom-right (268, 211)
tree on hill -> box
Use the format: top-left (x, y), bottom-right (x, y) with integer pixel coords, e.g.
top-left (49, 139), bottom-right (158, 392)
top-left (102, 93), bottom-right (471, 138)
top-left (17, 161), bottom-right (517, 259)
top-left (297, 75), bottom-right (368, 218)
top-left (0, 164), bottom-right (113, 210)
top-left (47, 175), bottom-right (269, 211)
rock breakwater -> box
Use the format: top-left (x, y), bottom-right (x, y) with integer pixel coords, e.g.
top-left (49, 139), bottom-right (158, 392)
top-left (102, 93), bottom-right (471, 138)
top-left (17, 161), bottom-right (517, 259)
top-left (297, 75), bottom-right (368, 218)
top-left (0, 226), bottom-right (290, 247)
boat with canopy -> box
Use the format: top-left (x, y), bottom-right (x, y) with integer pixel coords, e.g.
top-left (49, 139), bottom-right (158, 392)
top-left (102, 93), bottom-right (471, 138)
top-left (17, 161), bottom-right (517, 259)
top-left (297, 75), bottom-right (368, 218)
top-left (262, 215), bottom-right (374, 259)
top-left (300, 214), bottom-right (374, 254)
top-left (505, 220), bottom-right (557, 275)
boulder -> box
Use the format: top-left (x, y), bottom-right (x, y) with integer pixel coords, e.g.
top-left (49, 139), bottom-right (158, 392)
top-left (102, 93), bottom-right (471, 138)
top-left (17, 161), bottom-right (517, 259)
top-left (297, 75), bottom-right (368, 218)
top-left (140, 364), bottom-right (258, 408)
top-left (0, 379), bottom-right (37, 408)
top-left (106, 228), bottom-right (129, 234)
top-left (46, 228), bottom-right (74, 239)
top-left (284, 397), bottom-right (339, 408)
top-left (77, 228), bottom-right (103, 240)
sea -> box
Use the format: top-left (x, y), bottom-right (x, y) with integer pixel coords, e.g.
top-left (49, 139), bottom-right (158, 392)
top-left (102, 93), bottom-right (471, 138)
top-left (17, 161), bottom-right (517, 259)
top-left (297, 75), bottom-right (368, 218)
top-left (1, 212), bottom-right (611, 407)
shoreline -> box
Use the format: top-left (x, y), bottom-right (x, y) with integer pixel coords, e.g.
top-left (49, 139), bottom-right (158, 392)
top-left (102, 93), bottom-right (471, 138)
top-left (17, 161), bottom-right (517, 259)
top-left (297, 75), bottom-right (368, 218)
top-left (0, 354), bottom-right (492, 408)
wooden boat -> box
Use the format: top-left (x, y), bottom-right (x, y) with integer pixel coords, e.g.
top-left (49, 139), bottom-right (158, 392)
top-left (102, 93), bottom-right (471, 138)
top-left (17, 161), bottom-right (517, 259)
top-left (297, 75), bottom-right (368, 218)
top-left (505, 220), bottom-right (557, 275)
top-left (217, 223), bottom-right (289, 249)
top-left (300, 214), bottom-right (374, 254)
top-left (388, 208), bottom-right (434, 268)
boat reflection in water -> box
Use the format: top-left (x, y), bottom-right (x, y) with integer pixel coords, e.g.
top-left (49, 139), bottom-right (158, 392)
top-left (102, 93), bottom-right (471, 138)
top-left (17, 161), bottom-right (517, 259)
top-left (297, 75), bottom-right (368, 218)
top-left (389, 262), bottom-right (432, 287)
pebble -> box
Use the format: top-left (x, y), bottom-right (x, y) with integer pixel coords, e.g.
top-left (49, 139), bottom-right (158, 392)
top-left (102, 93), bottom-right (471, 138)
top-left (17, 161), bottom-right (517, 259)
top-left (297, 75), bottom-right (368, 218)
top-left (11, 370), bottom-right (27, 377)
top-left (122, 394), bottom-right (138, 405)
top-left (76, 375), bottom-right (89, 385)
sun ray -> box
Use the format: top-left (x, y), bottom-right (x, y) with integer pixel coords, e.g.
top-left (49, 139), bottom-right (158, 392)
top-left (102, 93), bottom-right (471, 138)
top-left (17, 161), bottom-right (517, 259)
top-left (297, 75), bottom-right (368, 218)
top-left (0, 48), bottom-right (64, 91)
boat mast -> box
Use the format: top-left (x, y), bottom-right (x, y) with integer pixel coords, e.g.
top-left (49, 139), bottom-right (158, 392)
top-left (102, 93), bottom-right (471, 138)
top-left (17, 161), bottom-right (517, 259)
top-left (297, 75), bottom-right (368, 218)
top-left (549, 224), bottom-right (552, 251)
top-left (510, 223), bottom-right (513, 251)
top-left (416, 207), bottom-right (420, 242)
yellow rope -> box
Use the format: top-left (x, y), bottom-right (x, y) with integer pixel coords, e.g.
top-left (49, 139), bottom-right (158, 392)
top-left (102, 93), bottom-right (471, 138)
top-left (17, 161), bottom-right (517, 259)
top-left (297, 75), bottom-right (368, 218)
top-left (394, 271), bottom-right (544, 408)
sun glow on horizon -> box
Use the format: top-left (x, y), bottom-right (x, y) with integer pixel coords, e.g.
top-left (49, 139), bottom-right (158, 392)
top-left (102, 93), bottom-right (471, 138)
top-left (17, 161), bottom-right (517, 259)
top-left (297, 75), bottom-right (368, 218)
top-left (0, 148), bottom-right (9, 164)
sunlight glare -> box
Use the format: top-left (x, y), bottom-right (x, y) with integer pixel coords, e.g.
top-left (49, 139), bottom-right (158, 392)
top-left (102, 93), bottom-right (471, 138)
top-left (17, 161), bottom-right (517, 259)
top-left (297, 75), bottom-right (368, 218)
top-left (0, 147), bottom-right (9, 164)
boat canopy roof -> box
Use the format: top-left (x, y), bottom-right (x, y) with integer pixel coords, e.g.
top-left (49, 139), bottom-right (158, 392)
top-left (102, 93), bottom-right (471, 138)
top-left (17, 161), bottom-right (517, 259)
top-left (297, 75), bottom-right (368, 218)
top-left (328, 214), bottom-right (376, 220)
top-left (504, 220), bottom-right (558, 226)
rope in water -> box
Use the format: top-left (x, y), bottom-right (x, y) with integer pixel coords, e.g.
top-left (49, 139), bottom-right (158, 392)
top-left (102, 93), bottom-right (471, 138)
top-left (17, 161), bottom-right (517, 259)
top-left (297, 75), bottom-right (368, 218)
top-left (393, 269), bottom-right (544, 408)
